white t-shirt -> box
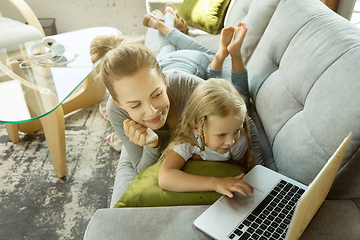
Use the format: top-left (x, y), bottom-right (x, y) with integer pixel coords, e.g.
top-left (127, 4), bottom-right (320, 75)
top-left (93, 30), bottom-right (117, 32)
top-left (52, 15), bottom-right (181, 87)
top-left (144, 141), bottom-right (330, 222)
top-left (172, 129), bottom-right (248, 162)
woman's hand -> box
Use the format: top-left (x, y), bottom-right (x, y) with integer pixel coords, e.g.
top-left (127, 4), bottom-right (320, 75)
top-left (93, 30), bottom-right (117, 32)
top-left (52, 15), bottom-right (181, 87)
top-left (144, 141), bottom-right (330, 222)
top-left (123, 119), bottom-right (159, 147)
top-left (212, 173), bottom-right (253, 198)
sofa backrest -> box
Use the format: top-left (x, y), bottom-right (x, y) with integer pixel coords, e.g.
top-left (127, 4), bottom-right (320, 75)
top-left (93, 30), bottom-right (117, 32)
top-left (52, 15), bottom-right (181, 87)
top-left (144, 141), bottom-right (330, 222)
top-left (224, 0), bottom-right (281, 66)
top-left (247, 0), bottom-right (360, 198)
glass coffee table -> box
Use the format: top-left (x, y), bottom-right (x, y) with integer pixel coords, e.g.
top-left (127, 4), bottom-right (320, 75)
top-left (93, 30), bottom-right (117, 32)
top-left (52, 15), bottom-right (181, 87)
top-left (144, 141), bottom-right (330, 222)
top-left (0, 27), bottom-right (120, 178)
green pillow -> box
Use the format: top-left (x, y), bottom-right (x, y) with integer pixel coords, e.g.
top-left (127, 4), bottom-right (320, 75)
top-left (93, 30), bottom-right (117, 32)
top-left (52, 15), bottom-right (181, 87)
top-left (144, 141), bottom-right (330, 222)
top-left (114, 160), bottom-right (246, 208)
top-left (178, 0), bottom-right (231, 34)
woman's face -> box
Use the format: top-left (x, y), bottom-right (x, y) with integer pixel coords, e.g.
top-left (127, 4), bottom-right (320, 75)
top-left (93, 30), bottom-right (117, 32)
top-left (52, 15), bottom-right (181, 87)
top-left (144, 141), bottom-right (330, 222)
top-left (113, 68), bottom-right (170, 130)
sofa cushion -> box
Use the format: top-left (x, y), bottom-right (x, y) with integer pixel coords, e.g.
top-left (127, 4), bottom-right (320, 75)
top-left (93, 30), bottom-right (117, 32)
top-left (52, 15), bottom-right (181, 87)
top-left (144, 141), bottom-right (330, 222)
top-left (84, 206), bottom-right (211, 240)
top-left (85, 200), bottom-right (360, 240)
top-left (178, 0), bottom-right (231, 34)
top-left (248, 102), bottom-right (277, 171)
top-left (0, 17), bottom-right (43, 52)
top-left (224, 0), bottom-right (281, 65)
top-left (328, 149), bottom-right (360, 199)
top-left (246, 0), bottom-right (360, 188)
top-left (299, 199), bottom-right (360, 240)
top-left (114, 160), bottom-right (246, 208)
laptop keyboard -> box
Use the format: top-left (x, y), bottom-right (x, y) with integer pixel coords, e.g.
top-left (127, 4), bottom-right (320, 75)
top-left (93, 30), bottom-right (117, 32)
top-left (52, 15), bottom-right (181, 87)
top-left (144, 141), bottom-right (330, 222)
top-left (228, 179), bottom-right (305, 240)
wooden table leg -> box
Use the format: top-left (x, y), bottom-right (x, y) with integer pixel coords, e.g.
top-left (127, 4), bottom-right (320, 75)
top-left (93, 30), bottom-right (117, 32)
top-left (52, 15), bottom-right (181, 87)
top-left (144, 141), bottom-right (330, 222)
top-left (2, 73), bottom-right (103, 178)
top-left (4, 123), bottom-right (20, 143)
top-left (39, 105), bottom-right (67, 178)
top-left (17, 119), bottom-right (43, 134)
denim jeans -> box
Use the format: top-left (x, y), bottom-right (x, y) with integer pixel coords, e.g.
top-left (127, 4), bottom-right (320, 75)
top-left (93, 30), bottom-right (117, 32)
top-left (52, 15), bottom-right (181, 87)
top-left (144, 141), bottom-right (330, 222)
top-left (156, 13), bottom-right (249, 101)
top-left (156, 13), bottom-right (215, 79)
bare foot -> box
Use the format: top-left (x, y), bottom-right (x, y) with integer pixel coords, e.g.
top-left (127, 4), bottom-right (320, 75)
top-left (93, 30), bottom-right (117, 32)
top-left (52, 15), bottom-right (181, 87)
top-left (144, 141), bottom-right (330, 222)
top-left (228, 22), bottom-right (248, 56)
top-left (217, 26), bottom-right (235, 60)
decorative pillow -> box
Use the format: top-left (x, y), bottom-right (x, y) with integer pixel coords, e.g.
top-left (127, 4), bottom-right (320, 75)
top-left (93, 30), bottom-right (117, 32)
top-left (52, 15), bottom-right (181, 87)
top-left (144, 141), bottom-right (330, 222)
top-left (114, 160), bottom-right (246, 208)
top-left (178, 0), bottom-right (231, 34)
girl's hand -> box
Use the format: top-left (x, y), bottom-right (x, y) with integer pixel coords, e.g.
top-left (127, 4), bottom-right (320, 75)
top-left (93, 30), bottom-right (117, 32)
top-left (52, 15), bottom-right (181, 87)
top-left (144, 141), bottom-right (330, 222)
top-left (123, 119), bottom-right (159, 147)
top-left (213, 173), bottom-right (253, 198)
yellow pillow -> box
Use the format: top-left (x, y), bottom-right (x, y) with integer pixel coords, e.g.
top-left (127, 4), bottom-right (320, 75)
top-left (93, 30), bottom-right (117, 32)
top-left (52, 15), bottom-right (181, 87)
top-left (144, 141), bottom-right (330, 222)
top-left (114, 160), bottom-right (246, 208)
top-left (178, 0), bottom-right (231, 34)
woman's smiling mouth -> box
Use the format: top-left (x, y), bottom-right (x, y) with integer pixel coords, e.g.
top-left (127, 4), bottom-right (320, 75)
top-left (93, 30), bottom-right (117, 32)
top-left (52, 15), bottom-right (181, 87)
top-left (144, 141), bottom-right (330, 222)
top-left (145, 112), bottom-right (163, 124)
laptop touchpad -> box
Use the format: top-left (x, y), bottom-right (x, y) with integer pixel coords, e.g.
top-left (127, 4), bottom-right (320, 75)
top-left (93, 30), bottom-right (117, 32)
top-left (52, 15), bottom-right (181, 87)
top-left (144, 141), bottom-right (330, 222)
top-left (220, 188), bottom-right (264, 215)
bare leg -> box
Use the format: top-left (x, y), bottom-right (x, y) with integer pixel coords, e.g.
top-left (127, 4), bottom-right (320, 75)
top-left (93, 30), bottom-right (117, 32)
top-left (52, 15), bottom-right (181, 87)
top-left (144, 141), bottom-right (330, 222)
top-left (210, 26), bottom-right (235, 71)
top-left (228, 22), bottom-right (248, 73)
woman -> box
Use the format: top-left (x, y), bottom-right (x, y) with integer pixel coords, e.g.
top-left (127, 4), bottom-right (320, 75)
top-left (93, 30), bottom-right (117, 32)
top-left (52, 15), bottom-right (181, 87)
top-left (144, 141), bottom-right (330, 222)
top-left (90, 4), bottom-right (261, 175)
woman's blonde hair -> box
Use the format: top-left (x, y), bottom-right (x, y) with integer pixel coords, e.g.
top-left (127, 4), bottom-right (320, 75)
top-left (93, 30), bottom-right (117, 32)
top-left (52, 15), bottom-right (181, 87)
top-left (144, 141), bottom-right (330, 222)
top-left (160, 78), bottom-right (254, 171)
top-left (90, 34), bottom-right (165, 102)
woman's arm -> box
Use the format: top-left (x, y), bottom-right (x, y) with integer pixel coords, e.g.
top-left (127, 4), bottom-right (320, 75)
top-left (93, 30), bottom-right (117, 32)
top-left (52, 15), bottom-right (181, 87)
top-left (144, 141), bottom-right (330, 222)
top-left (158, 150), bottom-right (254, 198)
top-left (123, 119), bottom-right (159, 148)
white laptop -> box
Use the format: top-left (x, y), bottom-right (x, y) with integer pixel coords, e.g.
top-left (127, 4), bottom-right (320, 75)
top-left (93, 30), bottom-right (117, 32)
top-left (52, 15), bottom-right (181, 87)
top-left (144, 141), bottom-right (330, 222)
top-left (194, 133), bottom-right (352, 240)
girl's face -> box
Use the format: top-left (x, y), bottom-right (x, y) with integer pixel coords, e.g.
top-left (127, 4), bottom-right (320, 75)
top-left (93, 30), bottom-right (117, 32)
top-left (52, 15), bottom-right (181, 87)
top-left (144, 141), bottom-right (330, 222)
top-left (195, 114), bottom-right (243, 154)
top-left (113, 68), bottom-right (170, 130)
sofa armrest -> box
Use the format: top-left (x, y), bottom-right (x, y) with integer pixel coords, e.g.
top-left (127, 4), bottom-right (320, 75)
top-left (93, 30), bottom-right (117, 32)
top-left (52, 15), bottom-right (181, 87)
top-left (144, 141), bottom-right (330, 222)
top-left (84, 199), bottom-right (360, 240)
top-left (83, 206), bottom-right (212, 240)
top-left (8, 0), bottom-right (45, 36)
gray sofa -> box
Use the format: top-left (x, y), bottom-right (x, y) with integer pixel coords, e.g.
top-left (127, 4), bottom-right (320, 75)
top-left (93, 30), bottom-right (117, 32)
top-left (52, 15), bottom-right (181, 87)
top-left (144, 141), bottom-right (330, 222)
top-left (84, 0), bottom-right (360, 239)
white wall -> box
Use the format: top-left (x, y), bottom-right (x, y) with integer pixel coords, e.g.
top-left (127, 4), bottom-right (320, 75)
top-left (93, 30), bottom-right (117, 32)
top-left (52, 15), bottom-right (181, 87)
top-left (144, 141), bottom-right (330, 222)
top-left (0, 0), bottom-right (147, 35)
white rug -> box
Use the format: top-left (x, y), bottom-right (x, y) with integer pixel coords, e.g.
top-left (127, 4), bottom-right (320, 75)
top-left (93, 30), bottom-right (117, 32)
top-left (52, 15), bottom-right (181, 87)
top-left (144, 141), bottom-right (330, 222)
top-left (0, 97), bottom-right (120, 239)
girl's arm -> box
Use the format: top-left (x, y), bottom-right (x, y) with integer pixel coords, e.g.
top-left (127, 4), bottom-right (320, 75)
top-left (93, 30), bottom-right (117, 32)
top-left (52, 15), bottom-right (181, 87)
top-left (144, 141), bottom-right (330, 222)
top-left (158, 150), bottom-right (254, 198)
top-left (231, 70), bottom-right (249, 105)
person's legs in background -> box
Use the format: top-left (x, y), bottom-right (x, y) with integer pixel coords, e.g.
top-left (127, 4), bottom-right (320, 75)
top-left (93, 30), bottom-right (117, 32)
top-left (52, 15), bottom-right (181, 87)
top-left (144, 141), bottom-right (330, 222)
top-left (98, 102), bottom-right (123, 152)
top-left (156, 10), bottom-right (176, 60)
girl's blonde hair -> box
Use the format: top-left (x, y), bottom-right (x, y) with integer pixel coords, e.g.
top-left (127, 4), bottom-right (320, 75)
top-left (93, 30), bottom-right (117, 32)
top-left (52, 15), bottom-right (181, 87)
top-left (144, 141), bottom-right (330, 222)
top-left (90, 34), bottom-right (165, 103)
top-left (161, 78), bottom-right (254, 171)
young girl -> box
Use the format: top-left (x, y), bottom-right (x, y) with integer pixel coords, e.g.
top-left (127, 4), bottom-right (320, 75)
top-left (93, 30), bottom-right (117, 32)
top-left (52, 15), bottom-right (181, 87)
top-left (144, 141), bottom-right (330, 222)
top-left (159, 78), bottom-right (254, 198)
